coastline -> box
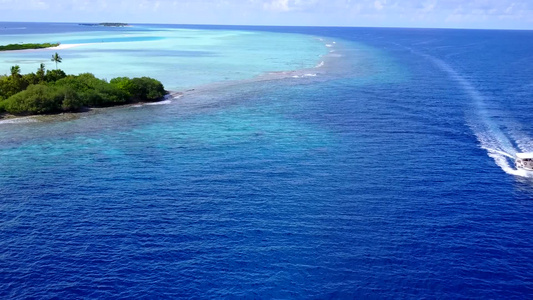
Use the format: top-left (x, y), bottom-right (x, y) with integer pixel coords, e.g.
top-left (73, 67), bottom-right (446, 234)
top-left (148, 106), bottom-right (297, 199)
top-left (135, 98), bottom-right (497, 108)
top-left (0, 91), bottom-right (183, 124)
top-left (1, 43), bottom-right (86, 53)
top-left (0, 30), bottom-right (346, 125)
top-left (0, 35), bottom-right (344, 125)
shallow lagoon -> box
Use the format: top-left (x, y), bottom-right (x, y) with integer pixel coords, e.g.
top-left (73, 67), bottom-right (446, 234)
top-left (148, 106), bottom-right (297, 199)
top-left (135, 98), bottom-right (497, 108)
top-left (0, 23), bottom-right (328, 90)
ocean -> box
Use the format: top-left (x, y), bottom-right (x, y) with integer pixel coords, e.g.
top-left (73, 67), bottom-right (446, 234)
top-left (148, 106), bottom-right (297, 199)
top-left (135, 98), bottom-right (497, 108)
top-left (0, 23), bottom-right (532, 299)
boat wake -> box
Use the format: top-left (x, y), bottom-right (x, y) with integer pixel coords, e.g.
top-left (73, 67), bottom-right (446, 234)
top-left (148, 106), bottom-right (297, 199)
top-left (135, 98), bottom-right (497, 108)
top-left (420, 52), bottom-right (533, 178)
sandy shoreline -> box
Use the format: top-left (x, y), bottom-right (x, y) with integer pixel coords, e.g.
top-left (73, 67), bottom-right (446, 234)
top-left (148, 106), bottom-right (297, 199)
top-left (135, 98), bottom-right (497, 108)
top-left (2, 43), bottom-right (87, 53)
top-left (49, 43), bottom-right (86, 50)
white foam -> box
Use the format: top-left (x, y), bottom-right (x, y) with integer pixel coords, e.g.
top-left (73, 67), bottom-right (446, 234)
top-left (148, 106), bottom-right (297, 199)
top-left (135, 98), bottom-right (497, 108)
top-left (509, 130), bottom-right (533, 153)
top-left (487, 152), bottom-right (526, 176)
top-left (315, 61), bottom-right (325, 68)
top-left (425, 53), bottom-right (532, 177)
top-left (0, 116), bottom-right (38, 125)
top-left (290, 73), bottom-right (317, 79)
top-left (144, 99), bottom-right (171, 106)
top-left (484, 148), bottom-right (515, 159)
top-left (325, 44), bottom-right (333, 48)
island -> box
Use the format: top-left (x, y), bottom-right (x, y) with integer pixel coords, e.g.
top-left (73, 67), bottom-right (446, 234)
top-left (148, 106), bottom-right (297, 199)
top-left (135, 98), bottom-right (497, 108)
top-left (79, 23), bottom-right (130, 27)
top-left (0, 43), bottom-right (60, 51)
top-left (0, 63), bottom-right (167, 117)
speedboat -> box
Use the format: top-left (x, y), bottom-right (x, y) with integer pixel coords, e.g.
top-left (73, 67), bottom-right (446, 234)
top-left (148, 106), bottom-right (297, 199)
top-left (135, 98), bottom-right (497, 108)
top-left (515, 153), bottom-right (533, 171)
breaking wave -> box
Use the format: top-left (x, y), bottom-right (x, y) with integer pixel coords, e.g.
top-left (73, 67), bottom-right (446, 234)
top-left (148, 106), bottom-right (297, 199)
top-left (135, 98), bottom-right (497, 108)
top-left (144, 99), bottom-right (172, 106)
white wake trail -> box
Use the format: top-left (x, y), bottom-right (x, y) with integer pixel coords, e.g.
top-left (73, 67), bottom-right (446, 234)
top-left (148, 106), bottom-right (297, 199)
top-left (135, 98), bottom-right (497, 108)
top-left (509, 129), bottom-right (533, 153)
top-left (418, 52), bottom-right (532, 177)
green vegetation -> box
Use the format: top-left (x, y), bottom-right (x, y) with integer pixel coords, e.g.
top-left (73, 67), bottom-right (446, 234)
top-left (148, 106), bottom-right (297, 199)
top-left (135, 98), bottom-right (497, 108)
top-left (0, 63), bottom-right (167, 116)
top-left (51, 52), bottom-right (62, 69)
top-left (0, 43), bottom-right (60, 51)
top-left (100, 23), bottom-right (129, 27)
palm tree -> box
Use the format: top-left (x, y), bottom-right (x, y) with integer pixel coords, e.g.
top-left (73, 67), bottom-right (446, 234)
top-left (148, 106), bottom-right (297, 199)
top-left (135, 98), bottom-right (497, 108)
top-left (36, 63), bottom-right (46, 82)
top-left (51, 52), bottom-right (62, 69)
top-left (10, 65), bottom-right (21, 78)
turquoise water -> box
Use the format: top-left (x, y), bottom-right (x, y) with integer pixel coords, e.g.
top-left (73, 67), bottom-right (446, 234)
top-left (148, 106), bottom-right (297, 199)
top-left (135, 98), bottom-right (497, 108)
top-left (1, 24), bottom-right (532, 299)
top-left (0, 24), bottom-right (328, 90)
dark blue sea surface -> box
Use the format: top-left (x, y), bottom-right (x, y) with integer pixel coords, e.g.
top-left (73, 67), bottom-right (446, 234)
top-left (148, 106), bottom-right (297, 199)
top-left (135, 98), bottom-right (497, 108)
top-left (1, 24), bottom-right (533, 299)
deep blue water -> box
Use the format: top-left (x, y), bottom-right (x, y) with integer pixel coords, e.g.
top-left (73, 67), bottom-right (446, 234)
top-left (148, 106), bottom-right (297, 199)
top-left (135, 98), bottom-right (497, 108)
top-left (1, 24), bottom-right (533, 299)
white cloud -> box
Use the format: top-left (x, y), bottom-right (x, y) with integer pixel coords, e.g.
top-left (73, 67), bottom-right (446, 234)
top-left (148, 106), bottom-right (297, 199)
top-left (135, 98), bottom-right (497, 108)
top-left (1, 0), bottom-right (50, 10)
top-left (261, 0), bottom-right (319, 12)
top-left (374, 1), bottom-right (384, 11)
top-left (421, 0), bottom-right (436, 13)
top-left (0, 0), bottom-right (531, 29)
top-left (263, 0), bottom-right (290, 11)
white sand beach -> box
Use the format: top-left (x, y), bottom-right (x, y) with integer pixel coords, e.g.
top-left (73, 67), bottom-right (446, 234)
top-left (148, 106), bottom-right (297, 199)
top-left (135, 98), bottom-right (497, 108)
top-left (50, 43), bottom-right (86, 50)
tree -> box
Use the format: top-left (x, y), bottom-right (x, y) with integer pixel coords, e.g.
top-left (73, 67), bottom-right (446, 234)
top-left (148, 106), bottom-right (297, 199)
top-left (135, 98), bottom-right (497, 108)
top-left (10, 65), bottom-right (21, 78)
top-left (36, 63), bottom-right (46, 82)
top-left (51, 52), bottom-right (62, 69)
top-left (7, 65), bottom-right (27, 95)
top-left (45, 69), bottom-right (67, 82)
top-left (2, 84), bottom-right (63, 115)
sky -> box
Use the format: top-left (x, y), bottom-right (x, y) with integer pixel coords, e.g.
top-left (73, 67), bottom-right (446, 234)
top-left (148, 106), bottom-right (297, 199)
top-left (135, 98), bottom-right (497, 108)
top-left (0, 0), bottom-right (531, 30)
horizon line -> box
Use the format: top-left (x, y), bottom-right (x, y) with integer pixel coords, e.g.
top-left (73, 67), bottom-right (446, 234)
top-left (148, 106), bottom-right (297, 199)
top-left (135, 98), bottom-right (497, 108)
top-left (1, 21), bottom-right (532, 32)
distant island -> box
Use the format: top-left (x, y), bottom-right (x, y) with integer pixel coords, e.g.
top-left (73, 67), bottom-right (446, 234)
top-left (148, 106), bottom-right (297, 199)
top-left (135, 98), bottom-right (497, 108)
top-left (79, 23), bottom-right (130, 27)
top-left (0, 43), bottom-right (60, 51)
top-left (0, 62), bottom-right (167, 117)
